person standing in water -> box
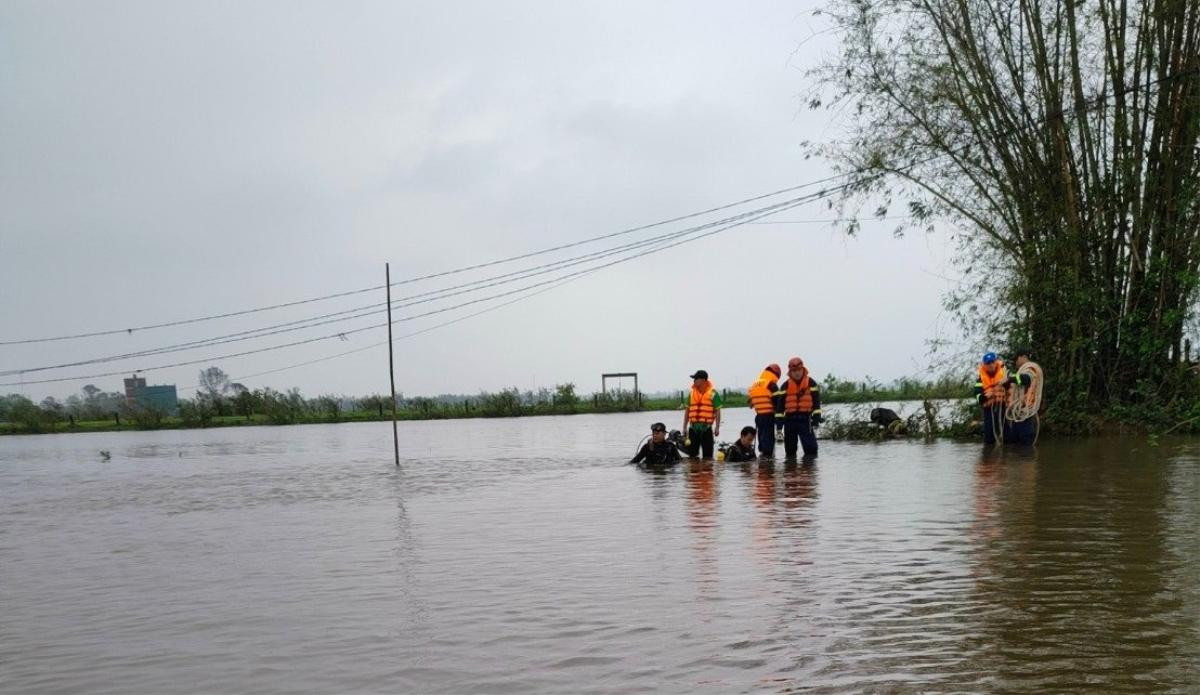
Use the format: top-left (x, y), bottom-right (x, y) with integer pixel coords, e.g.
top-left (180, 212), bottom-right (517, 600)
top-left (782, 357), bottom-right (822, 458)
top-left (747, 363), bottom-right (782, 457)
top-left (682, 369), bottom-right (721, 459)
top-left (1004, 347), bottom-right (1043, 445)
top-left (973, 352), bottom-right (1008, 445)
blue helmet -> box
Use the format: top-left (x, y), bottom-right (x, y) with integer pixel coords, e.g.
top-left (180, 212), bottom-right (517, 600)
top-left (982, 352), bottom-right (998, 365)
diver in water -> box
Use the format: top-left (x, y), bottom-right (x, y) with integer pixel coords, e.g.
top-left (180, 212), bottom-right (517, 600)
top-left (723, 426), bottom-right (758, 462)
top-left (630, 422), bottom-right (683, 466)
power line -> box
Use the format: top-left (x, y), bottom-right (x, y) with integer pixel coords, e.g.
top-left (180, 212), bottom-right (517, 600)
top-left (178, 261), bottom-right (613, 392)
top-left (0, 191), bottom-right (823, 387)
top-left (7, 65), bottom-right (1194, 380)
top-left (0, 177), bottom-right (850, 347)
top-left (748, 215), bottom-right (916, 224)
top-left (182, 66), bottom-right (1200, 393)
top-left (1, 193), bottom-right (817, 377)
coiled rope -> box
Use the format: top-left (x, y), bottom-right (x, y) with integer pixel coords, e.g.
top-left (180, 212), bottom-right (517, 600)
top-left (1005, 362), bottom-right (1044, 423)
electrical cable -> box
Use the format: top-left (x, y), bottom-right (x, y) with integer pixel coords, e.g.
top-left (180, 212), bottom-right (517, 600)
top-left (177, 256), bottom-right (619, 392)
top-left (0, 191), bottom-right (820, 387)
top-left (1, 192), bottom-right (818, 377)
top-left (0, 177), bottom-right (849, 346)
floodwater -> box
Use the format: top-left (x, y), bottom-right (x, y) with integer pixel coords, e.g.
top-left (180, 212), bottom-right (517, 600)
top-left (2, 408), bottom-right (1198, 694)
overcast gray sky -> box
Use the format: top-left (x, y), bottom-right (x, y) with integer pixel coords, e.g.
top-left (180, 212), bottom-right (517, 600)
top-left (1, 0), bottom-right (962, 401)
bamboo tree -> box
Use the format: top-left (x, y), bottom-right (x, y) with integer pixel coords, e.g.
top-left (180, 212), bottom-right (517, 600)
top-left (810, 0), bottom-right (1200, 421)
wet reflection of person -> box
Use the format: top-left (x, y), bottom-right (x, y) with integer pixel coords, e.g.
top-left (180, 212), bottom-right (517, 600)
top-left (684, 459), bottom-right (719, 595)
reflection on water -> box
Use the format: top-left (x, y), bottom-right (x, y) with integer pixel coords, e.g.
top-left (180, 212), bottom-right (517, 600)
top-left (2, 412), bottom-right (1198, 693)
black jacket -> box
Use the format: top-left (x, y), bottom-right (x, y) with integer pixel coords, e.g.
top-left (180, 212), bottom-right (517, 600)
top-left (724, 440), bottom-right (757, 462)
top-left (631, 440), bottom-right (682, 466)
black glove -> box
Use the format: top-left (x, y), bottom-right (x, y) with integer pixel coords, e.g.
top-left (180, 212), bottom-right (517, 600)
top-left (812, 413), bottom-right (823, 428)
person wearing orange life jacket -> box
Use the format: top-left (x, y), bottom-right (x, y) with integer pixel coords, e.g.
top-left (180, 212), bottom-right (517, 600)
top-left (973, 352), bottom-right (1009, 445)
top-left (782, 357), bottom-right (822, 458)
top-left (682, 369), bottom-right (722, 459)
top-left (747, 363), bottom-right (782, 457)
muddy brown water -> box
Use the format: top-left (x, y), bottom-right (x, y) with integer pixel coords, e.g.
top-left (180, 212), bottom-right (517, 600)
top-left (2, 408), bottom-right (1198, 693)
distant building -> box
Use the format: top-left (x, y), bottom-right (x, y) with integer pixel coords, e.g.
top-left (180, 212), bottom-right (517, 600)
top-left (123, 375), bottom-right (146, 403)
top-left (123, 374), bottom-right (179, 415)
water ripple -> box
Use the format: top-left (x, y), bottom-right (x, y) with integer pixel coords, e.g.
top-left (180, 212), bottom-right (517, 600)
top-left (2, 415), bottom-right (1199, 693)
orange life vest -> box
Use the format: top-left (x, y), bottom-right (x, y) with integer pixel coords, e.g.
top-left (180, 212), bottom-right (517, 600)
top-left (747, 370), bottom-right (778, 415)
top-left (784, 372), bottom-right (813, 414)
top-left (688, 382), bottom-right (716, 424)
top-left (978, 362), bottom-right (1008, 408)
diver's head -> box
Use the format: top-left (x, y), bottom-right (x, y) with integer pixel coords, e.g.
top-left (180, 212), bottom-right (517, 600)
top-left (650, 422), bottom-right (667, 442)
top-left (739, 426), bottom-right (756, 447)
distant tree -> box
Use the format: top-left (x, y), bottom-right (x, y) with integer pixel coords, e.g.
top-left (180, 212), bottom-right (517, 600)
top-left (479, 388), bottom-right (523, 417)
top-left (124, 401), bottom-right (166, 429)
top-left (0, 394), bottom-right (34, 422)
top-left (233, 389), bottom-right (256, 421)
top-left (9, 399), bottom-right (44, 433)
top-left (257, 388), bottom-right (294, 425)
top-left (358, 394), bottom-right (386, 416)
top-left (315, 395), bottom-right (340, 421)
top-left (198, 367), bottom-right (231, 415)
top-left (554, 383), bottom-right (579, 412)
top-left (181, 396), bottom-right (217, 427)
top-left (198, 367), bottom-right (230, 396)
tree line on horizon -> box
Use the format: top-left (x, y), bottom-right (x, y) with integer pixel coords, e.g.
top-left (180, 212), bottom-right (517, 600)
top-left (0, 366), bottom-right (968, 433)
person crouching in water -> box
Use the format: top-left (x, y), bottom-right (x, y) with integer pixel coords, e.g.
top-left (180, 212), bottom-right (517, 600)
top-left (724, 426), bottom-right (759, 462)
top-left (631, 422), bottom-right (682, 466)
top-left (747, 363), bottom-right (782, 457)
top-left (782, 357), bottom-right (822, 458)
top-left (682, 369), bottom-right (721, 459)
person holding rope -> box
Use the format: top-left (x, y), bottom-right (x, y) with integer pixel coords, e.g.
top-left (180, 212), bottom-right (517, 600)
top-left (973, 352), bottom-right (1009, 445)
top-left (1003, 347), bottom-right (1043, 445)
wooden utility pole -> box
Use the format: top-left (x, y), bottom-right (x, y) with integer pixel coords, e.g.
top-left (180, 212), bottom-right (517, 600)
top-left (386, 263), bottom-right (399, 467)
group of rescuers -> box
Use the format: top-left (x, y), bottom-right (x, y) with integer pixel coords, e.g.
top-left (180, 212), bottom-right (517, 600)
top-left (631, 358), bottom-right (822, 466)
top-left (976, 347), bottom-right (1043, 446)
top-left (631, 347), bottom-right (1044, 465)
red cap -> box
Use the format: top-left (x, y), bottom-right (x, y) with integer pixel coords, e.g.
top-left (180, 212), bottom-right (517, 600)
top-left (787, 357), bottom-right (803, 369)
top-left (766, 363), bottom-right (781, 377)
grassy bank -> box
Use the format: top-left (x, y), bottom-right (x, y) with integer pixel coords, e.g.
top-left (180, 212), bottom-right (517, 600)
top-left (1, 390), bottom-right (968, 436)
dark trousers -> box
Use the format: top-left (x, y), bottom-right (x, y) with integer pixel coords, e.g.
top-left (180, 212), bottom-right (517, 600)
top-left (982, 405), bottom-right (1001, 445)
top-left (686, 425), bottom-right (715, 459)
top-left (1005, 417), bottom-right (1038, 445)
top-left (784, 413), bottom-right (817, 457)
top-left (754, 413), bottom-right (775, 457)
